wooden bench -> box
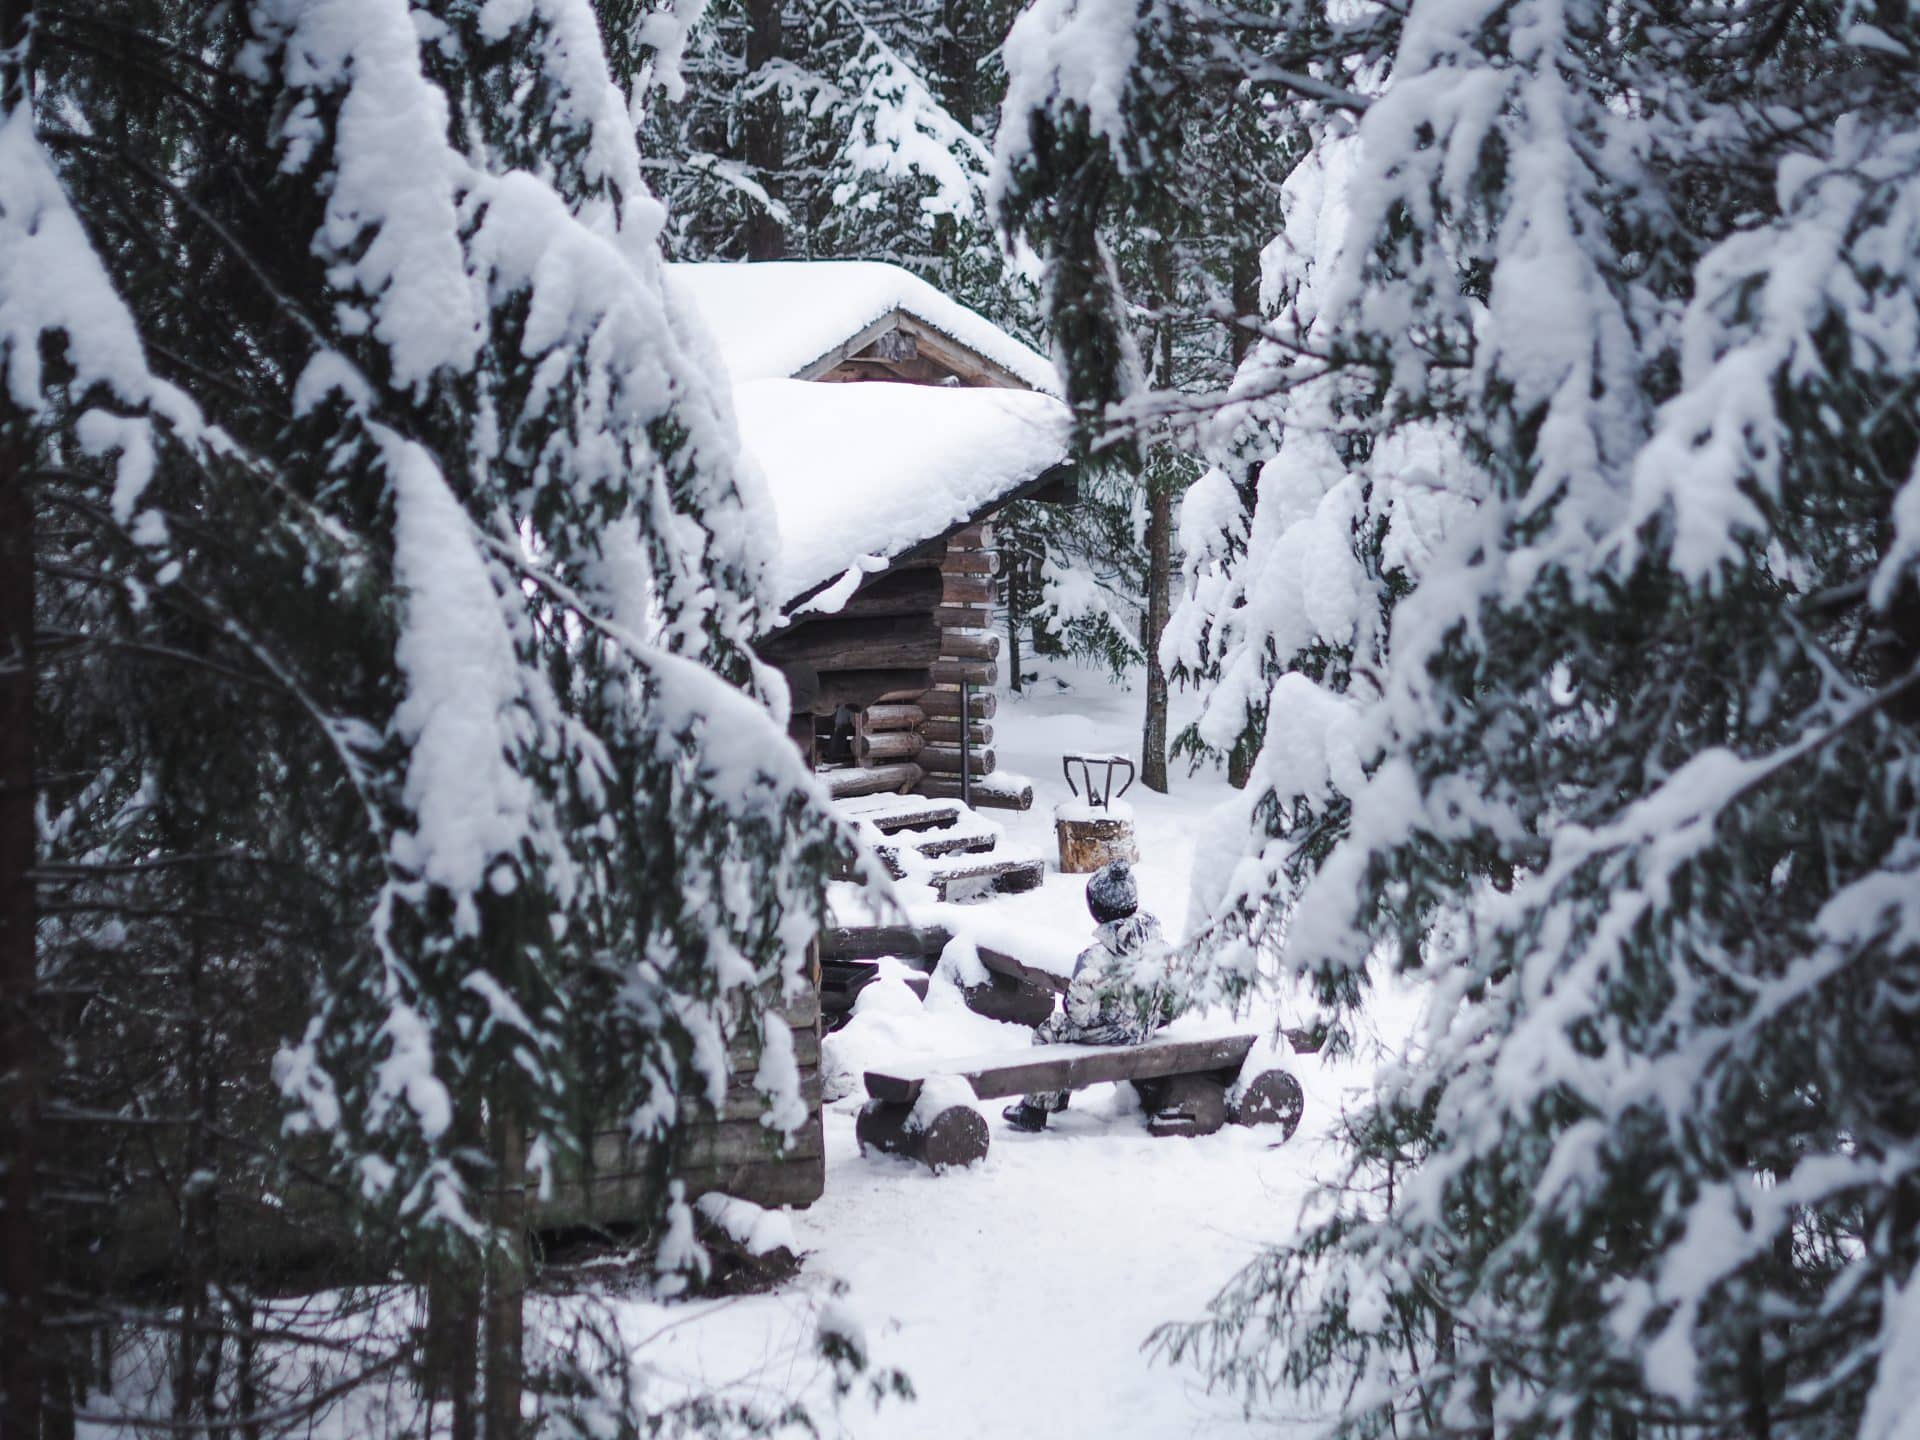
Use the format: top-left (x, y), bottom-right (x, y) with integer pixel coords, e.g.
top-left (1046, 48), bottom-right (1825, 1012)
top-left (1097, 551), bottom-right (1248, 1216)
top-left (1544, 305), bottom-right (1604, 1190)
top-left (855, 1031), bottom-right (1305, 1171)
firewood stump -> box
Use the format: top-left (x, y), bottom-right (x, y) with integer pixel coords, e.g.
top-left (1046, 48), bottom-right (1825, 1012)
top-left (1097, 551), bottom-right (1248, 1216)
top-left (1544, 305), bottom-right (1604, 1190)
top-left (1055, 806), bottom-right (1139, 874)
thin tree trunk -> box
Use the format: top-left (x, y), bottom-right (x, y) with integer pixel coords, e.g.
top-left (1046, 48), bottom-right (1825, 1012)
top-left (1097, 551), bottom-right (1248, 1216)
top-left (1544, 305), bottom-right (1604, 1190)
top-left (743, 0), bottom-right (784, 260)
top-left (1141, 244), bottom-right (1177, 793)
top-left (1, 424), bottom-right (42, 1439)
top-left (425, 1101), bottom-right (483, 1440)
top-left (482, 1109), bottom-right (525, 1440)
top-left (1142, 475), bottom-right (1172, 793)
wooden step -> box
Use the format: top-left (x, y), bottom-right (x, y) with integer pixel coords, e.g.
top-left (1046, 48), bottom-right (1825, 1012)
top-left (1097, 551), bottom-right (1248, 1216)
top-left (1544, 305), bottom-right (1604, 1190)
top-left (833, 794), bottom-right (963, 835)
top-left (875, 828), bottom-right (999, 879)
top-left (926, 853), bottom-right (1046, 901)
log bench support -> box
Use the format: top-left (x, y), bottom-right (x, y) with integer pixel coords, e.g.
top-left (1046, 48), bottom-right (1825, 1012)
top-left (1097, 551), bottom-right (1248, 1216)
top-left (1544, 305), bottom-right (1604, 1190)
top-left (856, 1032), bottom-right (1305, 1171)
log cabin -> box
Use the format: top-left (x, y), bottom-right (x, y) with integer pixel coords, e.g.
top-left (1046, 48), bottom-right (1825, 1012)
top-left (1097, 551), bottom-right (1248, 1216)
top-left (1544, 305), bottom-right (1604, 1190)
top-left (668, 260), bottom-right (1078, 810)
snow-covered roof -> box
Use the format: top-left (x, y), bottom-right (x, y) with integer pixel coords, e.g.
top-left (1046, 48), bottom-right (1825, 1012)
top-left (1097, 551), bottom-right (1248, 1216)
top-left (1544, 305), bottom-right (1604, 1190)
top-left (667, 260), bottom-right (1059, 394)
top-left (734, 378), bottom-right (1071, 603)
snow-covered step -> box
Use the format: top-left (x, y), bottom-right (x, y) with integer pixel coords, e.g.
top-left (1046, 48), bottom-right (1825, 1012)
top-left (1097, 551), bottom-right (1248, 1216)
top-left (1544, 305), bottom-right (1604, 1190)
top-left (922, 851), bottom-right (1046, 902)
top-left (833, 793), bottom-right (964, 834)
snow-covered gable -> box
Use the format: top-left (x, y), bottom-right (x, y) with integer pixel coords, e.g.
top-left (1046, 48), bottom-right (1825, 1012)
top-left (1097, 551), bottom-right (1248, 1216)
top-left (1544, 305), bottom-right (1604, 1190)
top-left (666, 260), bottom-right (1060, 394)
top-left (738, 378), bottom-right (1070, 602)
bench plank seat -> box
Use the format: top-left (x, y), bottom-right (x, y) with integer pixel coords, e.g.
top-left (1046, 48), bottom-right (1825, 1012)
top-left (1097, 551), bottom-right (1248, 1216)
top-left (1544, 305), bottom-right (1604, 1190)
top-left (864, 1031), bottom-right (1256, 1106)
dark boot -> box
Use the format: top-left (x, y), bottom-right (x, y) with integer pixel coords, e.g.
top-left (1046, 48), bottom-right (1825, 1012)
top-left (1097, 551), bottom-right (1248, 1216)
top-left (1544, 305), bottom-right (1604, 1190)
top-left (1002, 1101), bottom-right (1050, 1132)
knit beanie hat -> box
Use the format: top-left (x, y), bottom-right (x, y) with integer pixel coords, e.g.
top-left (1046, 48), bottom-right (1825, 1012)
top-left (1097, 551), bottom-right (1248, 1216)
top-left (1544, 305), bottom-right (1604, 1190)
top-left (1086, 859), bottom-right (1139, 923)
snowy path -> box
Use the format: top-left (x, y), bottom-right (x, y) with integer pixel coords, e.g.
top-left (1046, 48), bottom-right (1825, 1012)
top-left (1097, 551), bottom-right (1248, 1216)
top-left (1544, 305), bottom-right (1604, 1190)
top-left (618, 663), bottom-right (1396, 1437)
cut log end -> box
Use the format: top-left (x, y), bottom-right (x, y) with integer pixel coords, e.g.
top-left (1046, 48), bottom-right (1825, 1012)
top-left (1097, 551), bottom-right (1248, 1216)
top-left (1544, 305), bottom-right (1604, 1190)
top-left (855, 1100), bottom-right (990, 1172)
top-left (1231, 1069), bottom-right (1304, 1140)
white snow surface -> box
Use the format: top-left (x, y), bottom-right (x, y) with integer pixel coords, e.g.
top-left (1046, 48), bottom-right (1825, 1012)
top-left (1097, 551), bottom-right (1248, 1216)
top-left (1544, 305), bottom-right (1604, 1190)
top-left (600, 656), bottom-right (1423, 1438)
top-left (733, 377), bottom-right (1071, 602)
top-left (665, 259), bottom-right (1058, 393)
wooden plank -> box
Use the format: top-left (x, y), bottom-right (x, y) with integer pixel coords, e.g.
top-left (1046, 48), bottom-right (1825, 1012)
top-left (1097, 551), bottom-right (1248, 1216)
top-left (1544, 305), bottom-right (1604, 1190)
top-left (823, 762), bottom-right (923, 799)
top-left (939, 630), bottom-right (1001, 662)
top-left (920, 687), bottom-right (996, 720)
top-left (819, 923), bottom-right (953, 959)
top-left (865, 1033), bottom-right (1258, 1106)
top-left (921, 743), bottom-right (995, 775)
top-left (928, 658), bottom-right (996, 688)
top-left (941, 573), bottom-right (994, 606)
top-left (921, 717), bottom-right (992, 746)
top-left (813, 668), bottom-right (931, 713)
top-left (861, 702), bottom-right (924, 733)
top-left (933, 605), bottom-right (993, 631)
top-left (947, 523), bottom-right (994, 549)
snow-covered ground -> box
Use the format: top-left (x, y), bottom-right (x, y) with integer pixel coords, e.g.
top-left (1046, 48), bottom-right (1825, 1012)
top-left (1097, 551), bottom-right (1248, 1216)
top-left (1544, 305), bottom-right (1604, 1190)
top-left (618, 661), bottom-right (1416, 1438)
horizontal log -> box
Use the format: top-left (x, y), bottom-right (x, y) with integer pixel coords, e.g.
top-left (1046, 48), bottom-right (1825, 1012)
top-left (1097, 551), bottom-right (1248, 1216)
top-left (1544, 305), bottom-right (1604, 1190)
top-left (540, 1148), bottom-right (825, 1226)
top-left (861, 702), bottom-right (924, 733)
top-left (836, 566), bottom-right (942, 617)
top-left (920, 717), bottom-right (992, 746)
top-left (942, 573), bottom-right (994, 606)
top-left (680, 1069), bottom-right (826, 1124)
top-left (919, 743), bottom-right (996, 776)
top-left (823, 762), bottom-right (923, 799)
top-left (811, 668), bottom-right (931, 714)
top-left (962, 975), bottom-right (1059, 1028)
top-left (936, 549), bottom-right (998, 579)
top-left (948, 523), bottom-right (994, 549)
top-left (866, 1033), bottom-right (1259, 1106)
top-left (919, 687), bottom-right (996, 720)
top-left (934, 605), bottom-right (993, 631)
top-left (929, 658), bottom-right (996, 688)
top-left (855, 1100), bottom-right (989, 1172)
top-left (727, 1025), bottom-right (821, 1070)
top-left (940, 630), bottom-right (1001, 662)
top-left (941, 550), bottom-right (999, 576)
top-left (586, 1114), bottom-right (825, 1179)
top-left (977, 946), bottom-right (1068, 996)
top-left (819, 923), bottom-right (953, 959)
top-left (761, 614), bottom-right (938, 671)
top-left (916, 774), bottom-right (1032, 810)
top-left (855, 730), bottom-right (924, 763)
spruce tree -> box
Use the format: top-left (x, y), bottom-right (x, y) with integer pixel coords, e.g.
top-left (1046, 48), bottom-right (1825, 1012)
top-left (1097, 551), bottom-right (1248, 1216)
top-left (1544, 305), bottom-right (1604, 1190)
top-left (15, 1), bottom-right (858, 1432)
top-left (1000, 0), bottom-right (1920, 1433)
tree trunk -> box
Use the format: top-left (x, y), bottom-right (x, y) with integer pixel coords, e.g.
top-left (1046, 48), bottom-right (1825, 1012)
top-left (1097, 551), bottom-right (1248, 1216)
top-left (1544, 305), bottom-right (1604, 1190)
top-left (1142, 472), bottom-right (1173, 794)
top-left (482, 1110), bottom-right (525, 1440)
top-left (1142, 244), bottom-right (1177, 794)
top-left (0, 425), bottom-right (41, 1439)
top-left (743, 0), bottom-right (784, 260)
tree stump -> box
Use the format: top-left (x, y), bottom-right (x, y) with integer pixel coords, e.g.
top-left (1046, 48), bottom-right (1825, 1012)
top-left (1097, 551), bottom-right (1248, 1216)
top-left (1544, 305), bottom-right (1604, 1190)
top-left (1055, 810), bottom-right (1139, 874)
top-left (855, 1099), bottom-right (989, 1171)
top-left (1231, 1069), bottom-right (1304, 1140)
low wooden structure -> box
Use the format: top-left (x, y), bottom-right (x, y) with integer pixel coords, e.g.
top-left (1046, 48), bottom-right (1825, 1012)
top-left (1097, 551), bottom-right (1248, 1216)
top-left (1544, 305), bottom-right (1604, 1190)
top-left (855, 1033), bottom-right (1306, 1170)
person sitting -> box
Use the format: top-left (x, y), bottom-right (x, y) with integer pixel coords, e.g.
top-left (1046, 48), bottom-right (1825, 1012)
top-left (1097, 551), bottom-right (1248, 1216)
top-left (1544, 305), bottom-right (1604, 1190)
top-left (1001, 859), bottom-right (1184, 1132)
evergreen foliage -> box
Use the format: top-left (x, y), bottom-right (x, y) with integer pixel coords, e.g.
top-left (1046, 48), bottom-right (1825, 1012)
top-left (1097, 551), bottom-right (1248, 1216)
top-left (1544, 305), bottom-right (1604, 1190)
top-left (11, 0), bottom-right (866, 1431)
top-left (999, 0), bottom-right (1920, 1433)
